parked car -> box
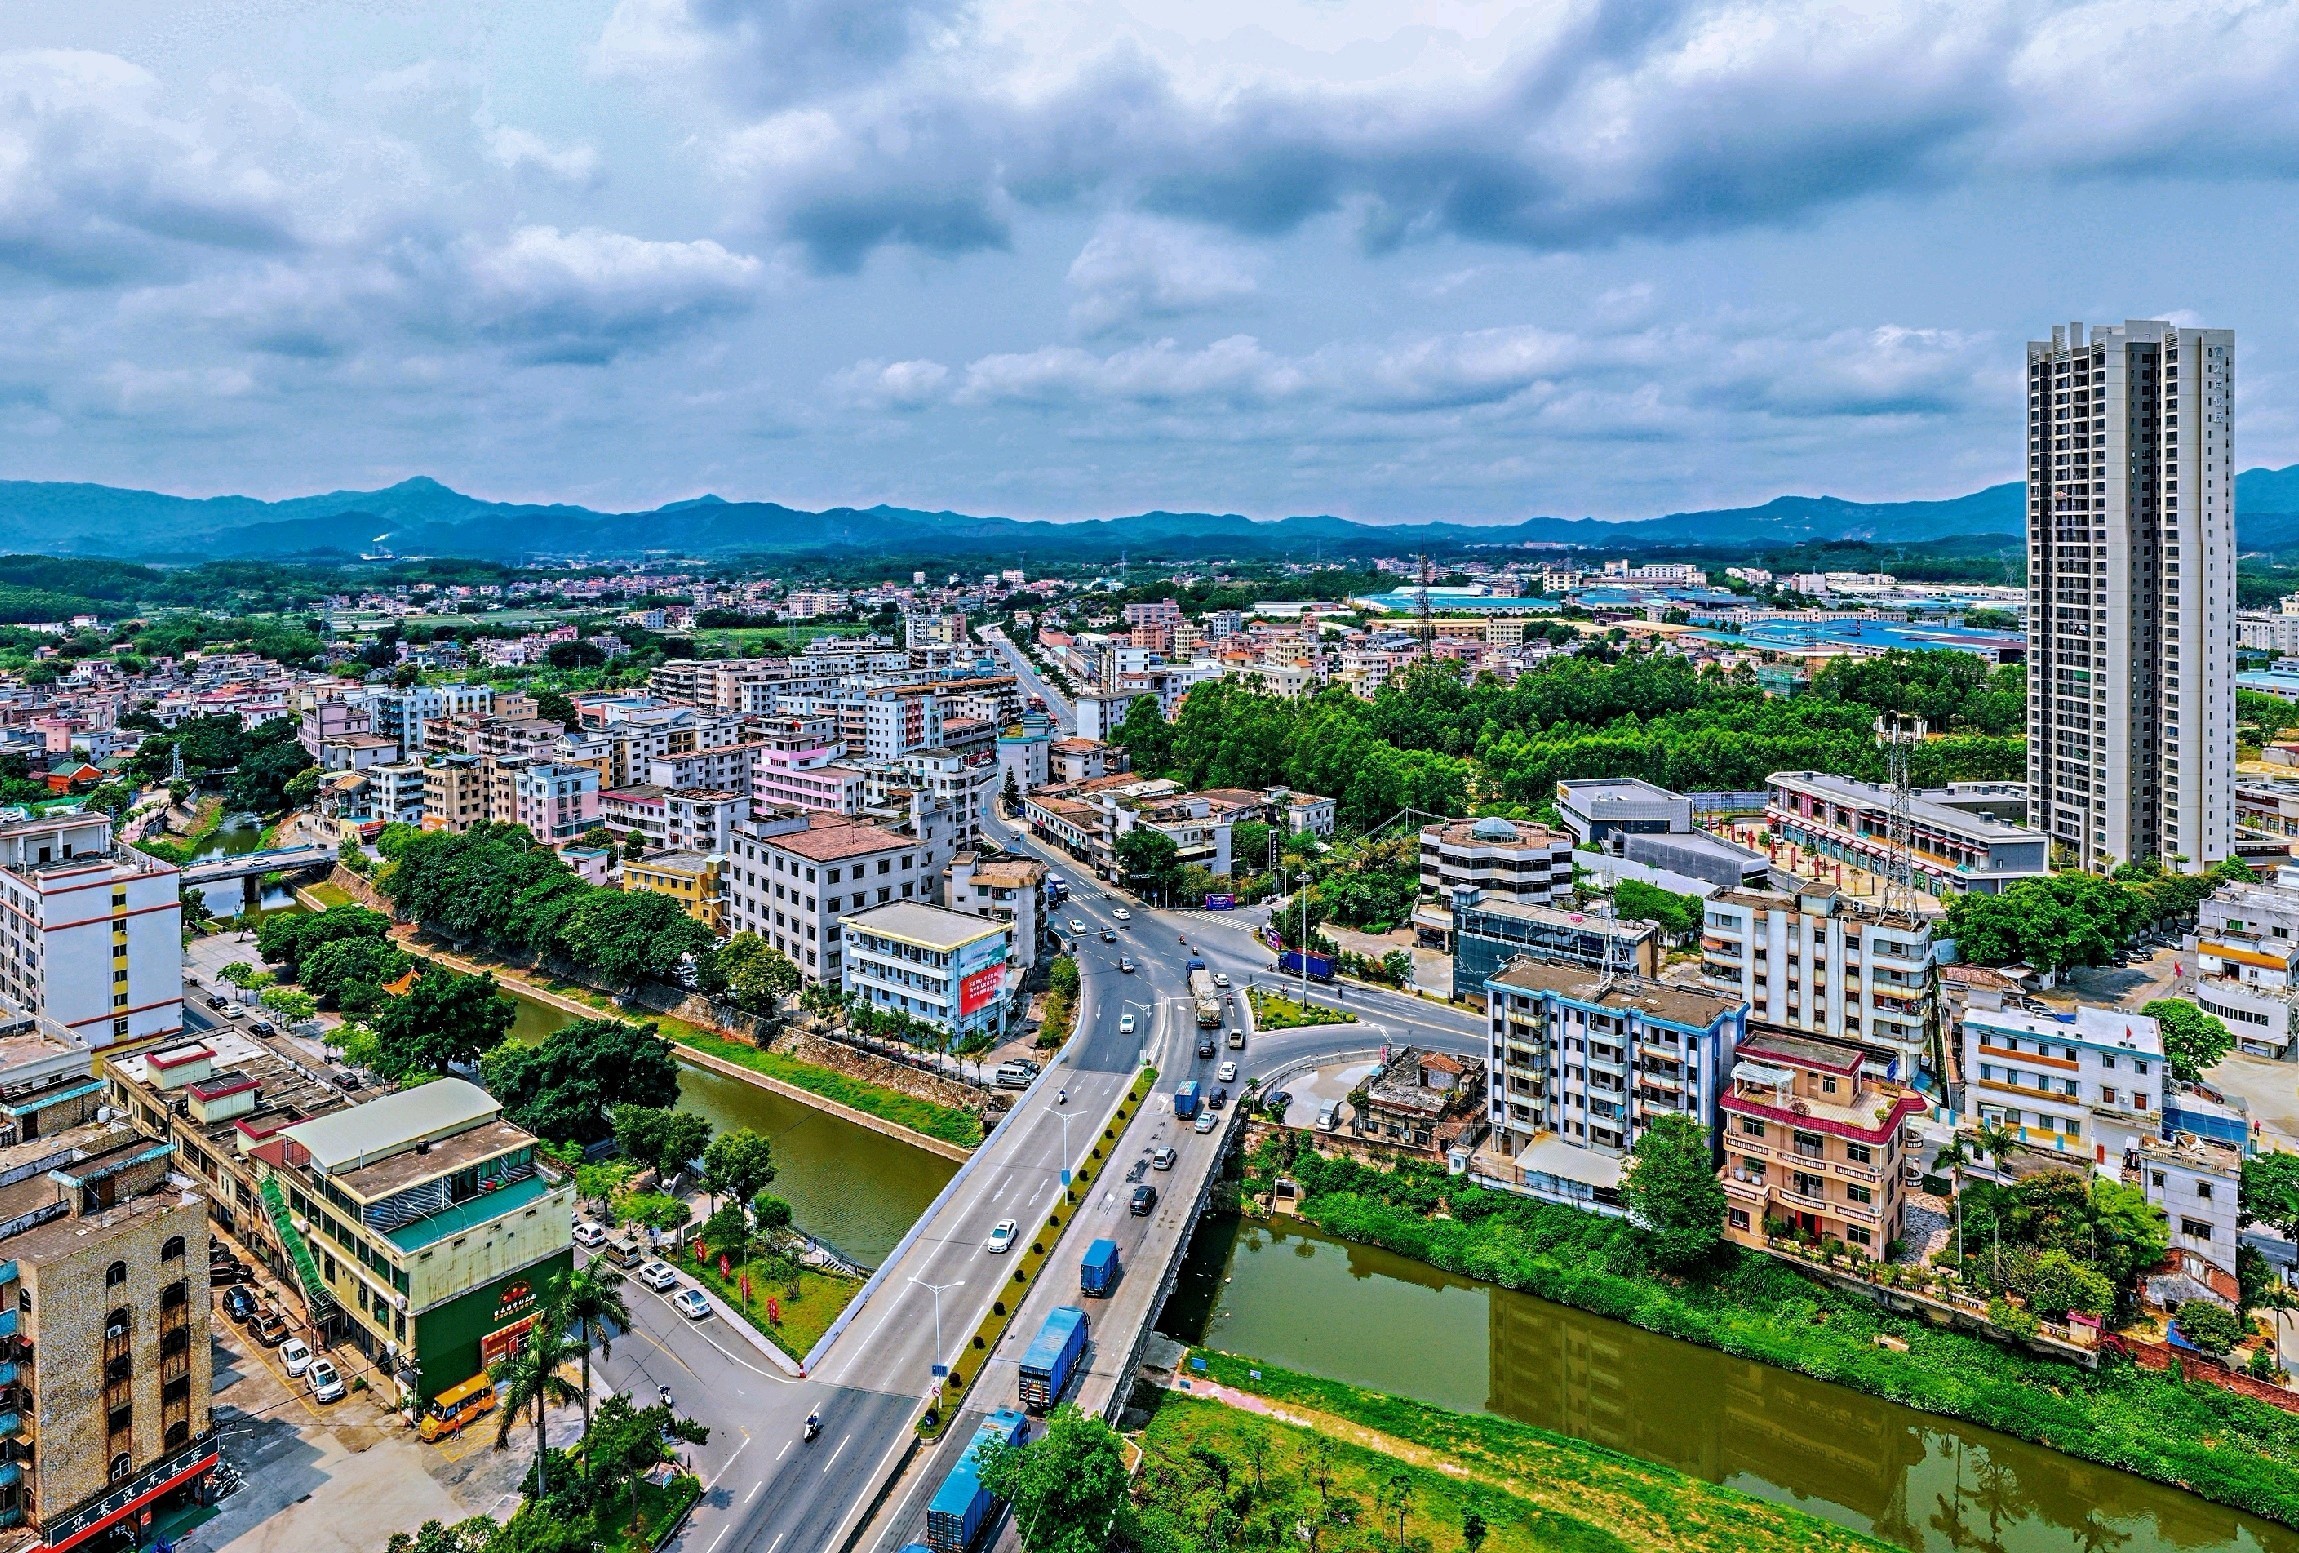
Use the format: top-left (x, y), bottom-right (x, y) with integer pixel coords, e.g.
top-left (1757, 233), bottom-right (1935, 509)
top-left (223, 1004), bottom-right (246, 1020)
top-left (672, 1288), bottom-right (712, 1320)
top-left (249, 1021), bottom-right (276, 1037)
top-left (1119, 1013), bottom-right (1136, 1036)
top-left (1262, 1090), bottom-right (1292, 1119)
top-left (985, 1219), bottom-right (1018, 1255)
top-left (252, 1309), bottom-right (290, 1347)
top-left (279, 1338), bottom-right (314, 1377)
top-left (1150, 1147), bottom-right (1176, 1171)
top-left (209, 1259), bottom-right (248, 1288)
top-left (222, 1285), bottom-right (258, 1322)
top-left (637, 1261), bottom-right (679, 1292)
top-left (1217, 1061), bottom-right (1238, 1083)
top-left (1129, 1185), bottom-right (1158, 1216)
top-left (306, 1358), bottom-right (346, 1404)
top-left (572, 1221), bottom-right (608, 1248)
top-left (1316, 1105), bottom-right (1339, 1132)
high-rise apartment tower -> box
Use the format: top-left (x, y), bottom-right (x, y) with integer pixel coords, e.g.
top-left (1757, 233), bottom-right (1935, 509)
top-left (2026, 320), bottom-right (2234, 873)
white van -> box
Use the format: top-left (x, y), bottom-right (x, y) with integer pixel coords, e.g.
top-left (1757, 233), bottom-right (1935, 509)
top-left (995, 1060), bottom-right (1039, 1090)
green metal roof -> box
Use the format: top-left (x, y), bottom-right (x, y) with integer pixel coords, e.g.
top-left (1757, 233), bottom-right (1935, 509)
top-left (385, 1173), bottom-right (555, 1254)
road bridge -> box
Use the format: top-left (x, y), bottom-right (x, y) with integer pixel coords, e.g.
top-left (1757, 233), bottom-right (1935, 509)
top-left (177, 843), bottom-right (335, 886)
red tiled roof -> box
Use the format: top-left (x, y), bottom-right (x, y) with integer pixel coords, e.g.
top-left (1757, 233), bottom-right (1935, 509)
top-left (770, 820), bottom-right (912, 862)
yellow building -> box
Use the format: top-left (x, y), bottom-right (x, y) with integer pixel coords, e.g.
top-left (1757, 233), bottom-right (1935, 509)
top-left (621, 850), bottom-right (726, 934)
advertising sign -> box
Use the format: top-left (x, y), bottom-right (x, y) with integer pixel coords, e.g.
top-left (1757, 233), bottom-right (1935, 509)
top-left (1202, 893), bottom-right (1237, 910)
top-left (958, 963), bottom-right (1004, 1017)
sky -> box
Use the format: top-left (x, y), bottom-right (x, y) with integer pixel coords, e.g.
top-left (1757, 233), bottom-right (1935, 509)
top-left (2, 0), bottom-right (2298, 524)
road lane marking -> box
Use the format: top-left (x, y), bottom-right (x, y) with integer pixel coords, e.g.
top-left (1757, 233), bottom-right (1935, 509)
top-left (823, 1432), bottom-right (852, 1472)
top-left (776, 1439), bottom-right (791, 1461)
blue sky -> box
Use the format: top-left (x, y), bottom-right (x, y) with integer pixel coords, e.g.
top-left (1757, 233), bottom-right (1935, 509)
top-left (2, 0), bottom-right (2296, 523)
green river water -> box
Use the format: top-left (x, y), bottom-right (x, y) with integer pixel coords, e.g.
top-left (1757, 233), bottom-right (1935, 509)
top-left (500, 987), bottom-right (956, 1265)
top-left (1159, 1215), bottom-right (2299, 1553)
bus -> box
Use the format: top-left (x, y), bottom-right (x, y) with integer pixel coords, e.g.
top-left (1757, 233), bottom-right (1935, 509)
top-left (417, 1375), bottom-right (499, 1441)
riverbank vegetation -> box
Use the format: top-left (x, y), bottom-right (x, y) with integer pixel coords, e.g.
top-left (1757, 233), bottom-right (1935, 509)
top-left (1247, 1138), bottom-right (2299, 1527)
top-left (675, 1025), bottom-right (984, 1148)
top-left (1144, 1354), bottom-right (1888, 1553)
top-left (1113, 650), bottom-right (2024, 833)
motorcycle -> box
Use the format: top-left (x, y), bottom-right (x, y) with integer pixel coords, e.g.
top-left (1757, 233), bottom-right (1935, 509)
top-left (804, 1413), bottom-right (822, 1443)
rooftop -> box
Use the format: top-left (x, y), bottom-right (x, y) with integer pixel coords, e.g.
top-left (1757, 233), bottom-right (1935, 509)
top-left (1771, 770), bottom-right (2045, 842)
top-left (282, 1077), bottom-right (499, 1174)
top-left (766, 818), bottom-right (912, 863)
top-left (383, 1171), bottom-right (556, 1253)
top-left (1964, 1002), bottom-right (2162, 1056)
top-left (1736, 1026), bottom-right (1865, 1076)
top-left (844, 900), bottom-right (1009, 952)
top-left (1486, 956), bottom-right (1741, 1029)
top-left (335, 1115), bottom-right (536, 1202)
top-left (1424, 816), bottom-right (1569, 850)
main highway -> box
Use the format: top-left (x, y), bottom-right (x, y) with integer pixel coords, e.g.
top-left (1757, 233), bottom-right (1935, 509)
top-left (600, 806), bottom-right (1480, 1553)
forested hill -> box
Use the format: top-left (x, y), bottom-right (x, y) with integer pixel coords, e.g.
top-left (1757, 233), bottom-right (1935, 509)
top-left (1109, 649), bottom-right (2026, 832)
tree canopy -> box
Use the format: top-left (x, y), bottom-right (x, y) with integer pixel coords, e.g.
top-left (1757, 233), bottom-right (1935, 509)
top-left (1620, 1114), bottom-right (1726, 1271)
top-left (2143, 997), bottom-right (2234, 1084)
top-left (370, 966), bottom-right (518, 1080)
top-left (481, 1018), bottom-right (681, 1145)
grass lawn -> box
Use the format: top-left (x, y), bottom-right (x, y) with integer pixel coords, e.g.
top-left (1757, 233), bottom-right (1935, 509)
top-left (692, 624), bottom-right (872, 654)
top-left (1138, 1382), bottom-right (1881, 1553)
top-left (668, 1246), bottom-right (860, 1362)
top-left (1248, 987), bottom-right (1356, 1030)
top-left (676, 1027), bottom-right (984, 1149)
top-left (302, 880), bottom-right (356, 908)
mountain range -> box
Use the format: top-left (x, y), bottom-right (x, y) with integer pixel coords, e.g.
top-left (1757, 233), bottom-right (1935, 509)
top-left (0, 466), bottom-right (2294, 565)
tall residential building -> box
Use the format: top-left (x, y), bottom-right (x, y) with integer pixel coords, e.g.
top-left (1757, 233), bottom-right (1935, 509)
top-left (2026, 319), bottom-right (2236, 873)
top-left (0, 811), bottom-right (182, 1051)
top-left (1698, 882), bottom-right (1939, 1082)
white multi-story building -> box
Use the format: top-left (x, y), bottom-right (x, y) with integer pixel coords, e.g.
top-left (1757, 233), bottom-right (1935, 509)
top-left (1418, 817), bottom-right (1574, 907)
top-left (840, 901), bottom-right (1013, 1040)
top-left (945, 853), bottom-right (1046, 977)
top-left (723, 814), bottom-right (933, 983)
top-left (367, 761), bottom-right (430, 826)
top-left (1960, 1003), bottom-right (2163, 1166)
top-left (2181, 875), bottom-right (2299, 1060)
top-left (754, 745), bottom-right (868, 816)
top-left (0, 811), bottom-right (182, 1049)
top-left (2026, 320), bottom-right (2236, 873)
top-left (1698, 882), bottom-right (1938, 1080)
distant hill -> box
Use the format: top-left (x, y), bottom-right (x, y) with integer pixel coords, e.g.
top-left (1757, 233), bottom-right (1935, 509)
top-left (0, 464), bottom-right (2290, 564)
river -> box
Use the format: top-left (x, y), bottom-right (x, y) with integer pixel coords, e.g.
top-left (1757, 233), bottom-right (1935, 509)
top-left (1159, 1214), bottom-right (2299, 1553)
top-left (499, 988), bottom-right (956, 1266)
top-left (188, 814), bottom-right (301, 916)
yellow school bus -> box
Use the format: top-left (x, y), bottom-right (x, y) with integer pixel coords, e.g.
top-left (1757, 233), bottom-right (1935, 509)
top-left (418, 1375), bottom-right (499, 1441)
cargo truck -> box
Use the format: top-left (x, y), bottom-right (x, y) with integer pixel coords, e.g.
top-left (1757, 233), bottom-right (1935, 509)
top-left (1079, 1238), bottom-right (1120, 1297)
top-left (925, 1407), bottom-right (1030, 1553)
top-left (1017, 1305), bottom-right (1089, 1413)
top-left (1187, 958), bottom-right (1220, 1027)
top-left (1173, 1080), bottom-right (1202, 1119)
top-left (1279, 949), bottom-right (1336, 982)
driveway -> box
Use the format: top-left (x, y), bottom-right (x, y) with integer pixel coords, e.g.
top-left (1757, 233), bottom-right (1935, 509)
top-left (2205, 1051), bottom-right (2299, 1150)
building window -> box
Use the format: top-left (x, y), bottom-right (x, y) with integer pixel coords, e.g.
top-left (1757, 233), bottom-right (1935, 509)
top-left (2182, 1217), bottom-right (2214, 1240)
top-left (109, 1452), bottom-right (132, 1483)
top-left (162, 1235), bottom-right (185, 1262)
top-left (105, 1260), bottom-right (127, 1288)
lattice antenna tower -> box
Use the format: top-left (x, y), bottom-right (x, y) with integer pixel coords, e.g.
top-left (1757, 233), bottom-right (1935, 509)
top-left (1874, 713), bottom-right (1927, 913)
top-left (1415, 553), bottom-right (1435, 660)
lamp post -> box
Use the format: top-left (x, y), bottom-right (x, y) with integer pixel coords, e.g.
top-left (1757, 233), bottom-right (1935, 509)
top-left (910, 1276), bottom-right (966, 1380)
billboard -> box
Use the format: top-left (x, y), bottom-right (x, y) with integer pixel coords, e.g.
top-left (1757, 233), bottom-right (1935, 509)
top-left (958, 963), bottom-right (1005, 1017)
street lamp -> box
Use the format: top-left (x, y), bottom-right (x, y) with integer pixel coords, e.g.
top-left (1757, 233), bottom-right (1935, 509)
top-left (909, 1276), bottom-right (966, 1380)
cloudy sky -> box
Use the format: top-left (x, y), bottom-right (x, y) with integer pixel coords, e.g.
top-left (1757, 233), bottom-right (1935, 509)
top-left (2, 0), bottom-right (2296, 523)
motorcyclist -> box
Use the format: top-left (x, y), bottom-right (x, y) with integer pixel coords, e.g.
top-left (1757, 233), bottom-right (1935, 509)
top-left (1057, 1088), bottom-right (1068, 1105)
top-left (805, 1412), bottom-right (822, 1441)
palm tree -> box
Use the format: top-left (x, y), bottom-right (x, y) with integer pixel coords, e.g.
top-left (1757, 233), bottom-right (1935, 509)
top-left (1975, 1116), bottom-right (2022, 1184)
top-left (558, 1264), bottom-right (632, 1428)
top-left (1933, 1134), bottom-right (1977, 1265)
top-left (489, 1310), bottom-right (584, 1500)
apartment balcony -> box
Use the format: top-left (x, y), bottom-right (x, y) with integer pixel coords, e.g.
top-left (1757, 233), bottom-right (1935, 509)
top-left (1975, 1040), bottom-right (2075, 1072)
top-left (1977, 1074), bottom-right (2076, 1106)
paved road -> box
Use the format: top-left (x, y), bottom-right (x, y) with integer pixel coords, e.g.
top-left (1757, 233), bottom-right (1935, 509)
top-left (982, 626), bottom-right (1075, 734)
top-left (638, 808), bottom-right (1481, 1553)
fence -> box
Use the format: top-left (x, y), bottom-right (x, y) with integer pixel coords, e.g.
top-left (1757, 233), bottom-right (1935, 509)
top-left (2100, 1333), bottom-right (2299, 1414)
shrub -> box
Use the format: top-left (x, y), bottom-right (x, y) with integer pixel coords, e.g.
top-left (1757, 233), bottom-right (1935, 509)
top-left (2177, 1299), bottom-right (2245, 1357)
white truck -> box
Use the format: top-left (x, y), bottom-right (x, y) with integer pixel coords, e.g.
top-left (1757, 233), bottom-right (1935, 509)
top-left (1188, 960), bottom-right (1221, 1028)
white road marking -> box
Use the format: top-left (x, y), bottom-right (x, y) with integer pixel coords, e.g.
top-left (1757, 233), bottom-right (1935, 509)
top-left (824, 1432), bottom-right (852, 1471)
top-left (775, 1439), bottom-right (791, 1461)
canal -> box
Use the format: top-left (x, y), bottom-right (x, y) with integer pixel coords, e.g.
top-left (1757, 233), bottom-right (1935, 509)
top-left (188, 814), bottom-right (301, 916)
top-left (500, 987), bottom-right (956, 1266)
top-left (1159, 1215), bottom-right (2299, 1553)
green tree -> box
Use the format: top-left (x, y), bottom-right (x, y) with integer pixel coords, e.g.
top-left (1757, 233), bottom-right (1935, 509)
top-left (489, 1309), bottom-right (583, 1500)
top-left (384, 1519), bottom-right (497, 1553)
top-left (701, 1202), bottom-right (755, 1267)
top-left (751, 1192), bottom-right (794, 1233)
top-left (298, 935), bottom-right (411, 1013)
top-left (1110, 693), bottom-right (1175, 775)
top-left (2241, 1150), bottom-right (2299, 1243)
top-left (258, 903), bottom-right (392, 977)
top-left (371, 967), bottom-right (517, 1079)
top-left (2025, 1249), bottom-right (2115, 1321)
top-left (258, 986), bottom-right (317, 1027)
top-left (1113, 826), bottom-right (1184, 903)
top-left (2143, 997), bottom-right (2233, 1083)
top-left (977, 1405), bottom-right (1131, 1553)
top-left (700, 1128), bottom-right (777, 1213)
top-left (715, 933), bottom-right (802, 1015)
top-left (2175, 1298), bottom-right (2245, 1356)
top-left (482, 1018), bottom-right (681, 1145)
top-left (558, 1263), bottom-right (632, 1429)
top-left (560, 889), bottom-right (716, 990)
top-left (1619, 1113), bottom-right (1725, 1271)
top-left (1613, 878), bottom-right (1703, 938)
top-left (612, 1105), bottom-right (712, 1183)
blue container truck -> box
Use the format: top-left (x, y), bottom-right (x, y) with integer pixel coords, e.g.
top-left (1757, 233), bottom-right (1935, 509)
top-left (1017, 1305), bottom-right (1089, 1412)
top-left (1080, 1238), bottom-right (1120, 1297)
top-left (924, 1407), bottom-right (1030, 1553)
top-left (1279, 949), bottom-right (1336, 982)
top-left (1174, 1080), bottom-right (1202, 1120)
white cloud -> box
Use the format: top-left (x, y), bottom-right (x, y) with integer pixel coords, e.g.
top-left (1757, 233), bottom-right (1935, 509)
top-left (457, 225), bottom-right (767, 362)
top-left (1065, 214), bottom-right (1256, 335)
top-left (481, 124), bottom-right (603, 187)
top-left (832, 356), bottom-right (951, 408)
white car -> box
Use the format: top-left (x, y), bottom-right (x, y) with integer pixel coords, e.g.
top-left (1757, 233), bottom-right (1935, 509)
top-left (306, 1358), bottom-right (346, 1404)
top-left (1119, 1013), bottom-right (1136, 1035)
top-left (279, 1337), bottom-right (314, 1377)
top-left (672, 1288), bottom-right (712, 1321)
top-left (1194, 1111), bottom-right (1220, 1134)
top-left (1112, 908), bottom-right (1132, 922)
top-left (637, 1260), bottom-right (679, 1292)
top-left (1212, 972), bottom-right (1230, 988)
top-left (985, 1219), bottom-right (1019, 1255)
top-left (572, 1221), bottom-right (607, 1248)
top-left (1217, 1061), bottom-right (1238, 1083)
top-left (1068, 919), bottom-right (1087, 934)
